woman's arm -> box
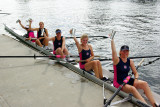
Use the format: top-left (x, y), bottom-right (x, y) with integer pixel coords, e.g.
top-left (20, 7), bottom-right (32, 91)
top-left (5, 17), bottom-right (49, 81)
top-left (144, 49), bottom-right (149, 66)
top-left (48, 37), bottom-right (55, 42)
top-left (70, 29), bottom-right (82, 53)
top-left (28, 20), bottom-right (39, 31)
top-left (25, 36), bottom-right (31, 40)
top-left (18, 20), bottom-right (26, 30)
top-left (44, 29), bottom-right (49, 37)
top-left (130, 59), bottom-right (139, 79)
top-left (62, 37), bottom-right (66, 51)
top-left (73, 36), bottom-right (82, 53)
top-left (111, 39), bottom-right (119, 65)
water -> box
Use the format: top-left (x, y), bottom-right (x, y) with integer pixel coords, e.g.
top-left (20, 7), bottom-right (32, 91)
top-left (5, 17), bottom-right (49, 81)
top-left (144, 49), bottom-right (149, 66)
top-left (0, 0), bottom-right (160, 94)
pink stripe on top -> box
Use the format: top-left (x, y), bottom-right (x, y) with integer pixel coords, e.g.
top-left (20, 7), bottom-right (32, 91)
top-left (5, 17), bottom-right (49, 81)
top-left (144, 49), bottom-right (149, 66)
top-left (79, 52), bottom-right (85, 69)
top-left (28, 32), bottom-right (36, 42)
top-left (113, 65), bottom-right (121, 88)
top-left (53, 50), bottom-right (56, 55)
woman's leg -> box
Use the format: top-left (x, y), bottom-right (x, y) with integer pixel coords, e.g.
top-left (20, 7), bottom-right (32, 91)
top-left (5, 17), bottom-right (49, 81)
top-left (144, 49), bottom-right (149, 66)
top-left (43, 37), bottom-right (49, 46)
top-left (85, 61), bottom-right (100, 78)
top-left (96, 60), bottom-right (103, 79)
top-left (36, 39), bottom-right (43, 47)
top-left (134, 80), bottom-right (156, 107)
top-left (122, 84), bottom-right (147, 103)
top-left (56, 48), bottom-right (64, 58)
top-left (63, 47), bottom-right (69, 55)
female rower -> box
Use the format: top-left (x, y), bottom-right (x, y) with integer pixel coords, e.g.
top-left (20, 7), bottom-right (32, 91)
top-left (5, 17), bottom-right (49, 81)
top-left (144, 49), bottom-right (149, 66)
top-left (29, 20), bottom-right (49, 49)
top-left (49, 29), bottom-right (69, 58)
top-left (110, 33), bottom-right (159, 107)
top-left (18, 20), bottom-right (35, 42)
top-left (70, 29), bottom-right (107, 81)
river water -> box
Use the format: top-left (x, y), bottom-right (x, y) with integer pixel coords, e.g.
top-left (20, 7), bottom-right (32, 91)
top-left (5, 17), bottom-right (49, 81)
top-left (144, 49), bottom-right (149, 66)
top-left (0, 0), bottom-right (160, 95)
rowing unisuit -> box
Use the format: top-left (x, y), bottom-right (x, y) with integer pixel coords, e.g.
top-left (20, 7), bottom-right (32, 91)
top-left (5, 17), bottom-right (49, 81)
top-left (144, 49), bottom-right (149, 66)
top-left (27, 31), bottom-right (35, 42)
top-left (54, 36), bottom-right (63, 51)
top-left (79, 49), bottom-right (91, 70)
top-left (113, 57), bottom-right (134, 88)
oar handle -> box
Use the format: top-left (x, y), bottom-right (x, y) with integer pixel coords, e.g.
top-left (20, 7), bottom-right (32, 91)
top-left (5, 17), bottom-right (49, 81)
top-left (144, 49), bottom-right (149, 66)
top-left (136, 58), bottom-right (145, 69)
top-left (110, 30), bottom-right (116, 40)
top-left (31, 38), bottom-right (37, 40)
top-left (75, 60), bottom-right (86, 63)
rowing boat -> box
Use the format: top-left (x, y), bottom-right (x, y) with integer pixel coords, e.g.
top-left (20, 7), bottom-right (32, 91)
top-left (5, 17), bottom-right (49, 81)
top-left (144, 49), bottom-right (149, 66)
top-left (4, 24), bottom-right (159, 107)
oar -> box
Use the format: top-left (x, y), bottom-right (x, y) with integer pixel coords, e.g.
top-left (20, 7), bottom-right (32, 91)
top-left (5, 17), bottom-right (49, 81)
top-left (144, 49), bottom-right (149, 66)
top-left (73, 57), bottom-right (113, 63)
top-left (104, 58), bottom-right (144, 107)
top-left (69, 55), bottom-right (101, 58)
top-left (65, 36), bottom-right (108, 39)
top-left (0, 13), bottom-right (10, 15)
top-left (0, 55), bottom-right (100, 59)
top-left (0, 55), bottom-right (66, 59)
top-left (0, 55), bottom-right (52, 59)
top-left (95, 55), bottom-right (160, 62)
top-left (129, 55), bottom-right (160, 59)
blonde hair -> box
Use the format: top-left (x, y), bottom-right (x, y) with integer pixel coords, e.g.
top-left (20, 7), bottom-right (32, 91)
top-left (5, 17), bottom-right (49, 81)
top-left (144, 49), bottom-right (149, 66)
top-left (80, 34), bottom-right (88, 41)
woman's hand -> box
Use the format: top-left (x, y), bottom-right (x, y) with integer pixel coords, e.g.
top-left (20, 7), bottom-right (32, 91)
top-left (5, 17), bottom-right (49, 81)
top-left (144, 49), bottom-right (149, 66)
top-left (69, 29), bottom-right (73, 35)
top-left (38, 37), bottom-right (44, 40)
top-left (86, 59), bottom-right (91, 63)
top-left (19, 20), bottom-right (21, 24)
top-left (70, 28), bottom-right (76, 36)
top-left (29, 19), bottom-right (32, 23)
top-left (43, 32), bottom-right (47, 37)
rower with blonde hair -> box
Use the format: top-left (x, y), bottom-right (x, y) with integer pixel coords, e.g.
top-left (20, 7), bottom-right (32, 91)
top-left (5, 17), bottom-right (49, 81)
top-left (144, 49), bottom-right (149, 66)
top-left (29, 20), bottom-right (50, 49)
top-left (70, 29), bottom-right (107, 81)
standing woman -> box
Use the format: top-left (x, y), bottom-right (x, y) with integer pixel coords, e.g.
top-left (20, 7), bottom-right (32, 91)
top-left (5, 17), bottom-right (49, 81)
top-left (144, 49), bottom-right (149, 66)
top-left (49, 29), bottom-right (69, 58)
top-left (18, 20), bottom-right (35, 42)
top-left (29, 20), bottom-right (49, 49)
top-left (70, 29), bottom-right (107, 81)
top-left (110, 33), bottom-right (158, 107)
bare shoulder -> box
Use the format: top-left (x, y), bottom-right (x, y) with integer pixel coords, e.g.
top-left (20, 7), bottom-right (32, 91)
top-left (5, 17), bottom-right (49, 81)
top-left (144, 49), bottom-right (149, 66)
top-left (50, 37), bottom-right (55, 42)
top-left (130, 59), bottom-right (135, 66)
top-left (88, 44), bottom-right (92, 48)
top-left (62, 36), bottom-right (65, 40)
top-left (130, 59), bottom-right (134, 63)
top-left (45, 28), bottom-right (48, 31)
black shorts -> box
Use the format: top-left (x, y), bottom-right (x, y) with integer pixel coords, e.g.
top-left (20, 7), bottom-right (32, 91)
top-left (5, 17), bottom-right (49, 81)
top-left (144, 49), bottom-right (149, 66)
top-left (127, 78), bottom-right (135, 86)
top-left (40, 38), bottom-right (45, 45)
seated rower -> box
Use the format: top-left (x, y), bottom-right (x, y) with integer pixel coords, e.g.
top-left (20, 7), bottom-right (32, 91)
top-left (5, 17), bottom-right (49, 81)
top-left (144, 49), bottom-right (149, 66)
top-left (28, 20), bottom-right (49, 49)
top-left (110, 34), bottom-right (159, 107)
top-left (49, 29), bottom-right (69, 58)
top-left (18, 20), bottom-right (35, 42)
top-left (70, 29), bottom-right (107, 81)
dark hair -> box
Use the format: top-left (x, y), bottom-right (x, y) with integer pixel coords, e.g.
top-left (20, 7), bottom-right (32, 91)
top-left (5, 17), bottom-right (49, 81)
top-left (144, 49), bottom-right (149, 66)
top-left (55, 29), bottom-right (61, 34)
